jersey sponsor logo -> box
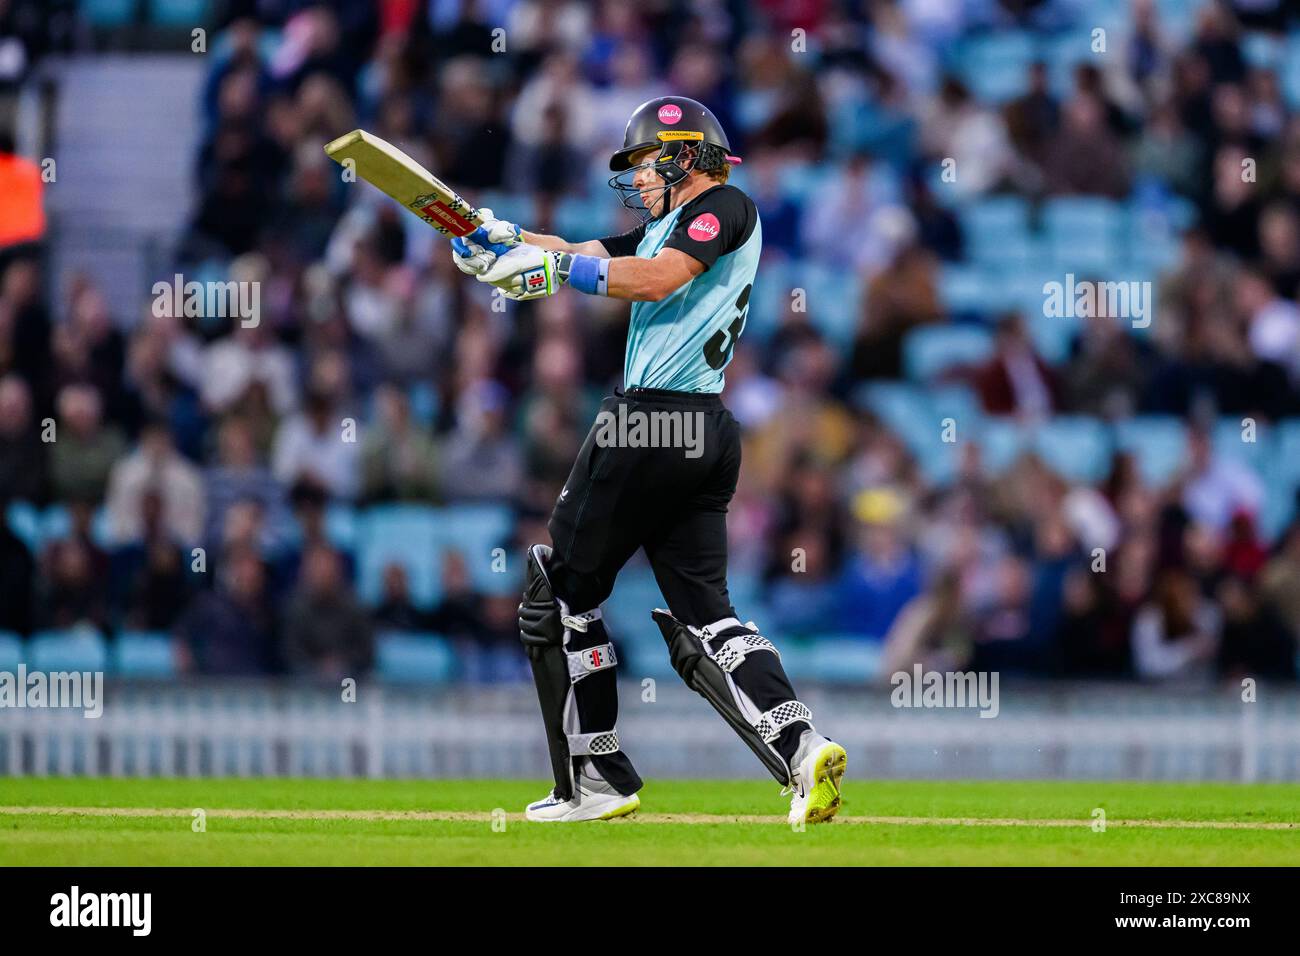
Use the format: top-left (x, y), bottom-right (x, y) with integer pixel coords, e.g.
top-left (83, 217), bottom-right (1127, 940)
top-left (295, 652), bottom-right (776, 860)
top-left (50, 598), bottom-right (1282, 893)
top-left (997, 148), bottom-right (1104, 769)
top-left (687, 213), bottom-right (721, 241)
top-left (658, 104), bottom-right (683, 124)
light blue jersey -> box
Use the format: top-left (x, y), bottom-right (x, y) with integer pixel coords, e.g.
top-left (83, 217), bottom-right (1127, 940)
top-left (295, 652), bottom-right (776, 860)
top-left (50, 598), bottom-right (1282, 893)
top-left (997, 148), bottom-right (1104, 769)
top-left (599, 185), bottom-right (761, 394)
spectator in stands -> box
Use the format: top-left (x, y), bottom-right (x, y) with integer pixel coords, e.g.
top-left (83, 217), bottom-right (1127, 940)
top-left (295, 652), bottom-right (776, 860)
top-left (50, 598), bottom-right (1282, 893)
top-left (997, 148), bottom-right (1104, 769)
top-left (38, 535), bottom-right (109, 634)
top-left (205, 415), bottom-right (290, 552)
top-left (0, 256), bottom-right (50, 401)
top-left (361, 383), bottom-right (439, 502)
top-left (49, 383), bottom-right (126, 504)
top-left (833, 488), bottom-right (924, 638)
top-left (1003, 61), bottom-right (1059, 175)
top-left (176, 546), bottom-right (278, 675)
top-left (271, 389), bottom-right (361, 499)
top-left (0, 373), bottom-right (45, 504)
top-left (1215, 573), bottom-right (1297, 680)
top-left (972, 312), bottom-right (1060, 419)
top-left (768, 528), bottom-right (841, 637)
top-left (1260, 519), bottom-right (1300, 646)
top-left (282, 543), bottom-right (373, 680)
top-left (104, 419), bottom-right (206, 547)
top-left (0, 124), bottom-right (46, 253)
top-left (921, 78), bottom-right (1013, 197)
top-left (428, 550), bottom-right (485, 642)
top-left (880, 568), bottom-right (973, 676)
top-left (0, 494), bottom-right (34, 634)
top-left (201, 322), bottom-right (297, 419)
top-left (1057, 565), bottom-right (1132, 678)
top-left (440, 379), bottom-right (523, 503)
top-left (111, 489), bottom-right (191, 632)
top-left (373, 562), bottom-right (427, 632)
top-left (1178, 426), bottom-right (1264, 533)
top-left (1131, 567), bottom-right (1221, 683)
top-left (1045, 93), bottom-right (1131, 197)
top-left (969, 553), bottom-right (1059, 676)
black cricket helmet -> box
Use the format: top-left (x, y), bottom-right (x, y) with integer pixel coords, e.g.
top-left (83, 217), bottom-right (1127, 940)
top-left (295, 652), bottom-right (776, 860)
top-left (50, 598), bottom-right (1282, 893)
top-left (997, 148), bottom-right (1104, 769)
top-left (607, 96), bottom-right (740, 220)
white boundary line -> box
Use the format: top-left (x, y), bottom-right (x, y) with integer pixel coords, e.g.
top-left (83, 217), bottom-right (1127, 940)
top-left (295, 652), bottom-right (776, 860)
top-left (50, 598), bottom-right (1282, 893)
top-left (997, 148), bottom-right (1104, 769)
top-left (0, 806), bottom-right (1295, 830)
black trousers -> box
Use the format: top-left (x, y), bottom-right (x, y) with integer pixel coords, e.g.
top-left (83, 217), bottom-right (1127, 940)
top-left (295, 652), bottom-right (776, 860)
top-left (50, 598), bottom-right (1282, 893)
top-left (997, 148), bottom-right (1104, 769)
top-left (544, 388), bottom-right (806, 793)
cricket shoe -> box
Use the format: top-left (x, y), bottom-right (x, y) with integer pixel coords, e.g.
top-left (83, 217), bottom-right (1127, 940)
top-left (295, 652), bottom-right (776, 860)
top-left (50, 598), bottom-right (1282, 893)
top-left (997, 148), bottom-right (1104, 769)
top-left (786, 730), bottom-right (847, 825)
top-left (525, 774), bottom-right (640, 822)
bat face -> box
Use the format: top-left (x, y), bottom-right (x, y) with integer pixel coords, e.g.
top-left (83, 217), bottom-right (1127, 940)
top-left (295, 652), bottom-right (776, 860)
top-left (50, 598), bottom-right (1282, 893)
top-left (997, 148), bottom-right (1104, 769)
top-left (324, 130), bottom-right (483, 238)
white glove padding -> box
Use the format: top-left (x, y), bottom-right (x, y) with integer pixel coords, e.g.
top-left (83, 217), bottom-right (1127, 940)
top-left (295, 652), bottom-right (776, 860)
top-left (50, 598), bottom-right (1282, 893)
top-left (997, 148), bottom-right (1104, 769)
top-left (477, 244), bottom-right (569, 301)
top-left (450, 207), bottom-right (522, 277)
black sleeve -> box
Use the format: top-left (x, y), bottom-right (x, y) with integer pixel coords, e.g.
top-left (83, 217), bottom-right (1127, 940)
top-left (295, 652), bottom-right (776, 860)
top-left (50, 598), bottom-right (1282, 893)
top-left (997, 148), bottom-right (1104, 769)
top-left (662, 185), bottom-right (757, 270)
top-left (596, 223), bottom-right (647, 258)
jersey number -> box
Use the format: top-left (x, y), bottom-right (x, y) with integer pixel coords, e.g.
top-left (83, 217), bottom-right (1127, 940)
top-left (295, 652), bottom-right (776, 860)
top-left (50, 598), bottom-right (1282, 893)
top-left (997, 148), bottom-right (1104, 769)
top-left (702, 284), bottom-right (751, 370)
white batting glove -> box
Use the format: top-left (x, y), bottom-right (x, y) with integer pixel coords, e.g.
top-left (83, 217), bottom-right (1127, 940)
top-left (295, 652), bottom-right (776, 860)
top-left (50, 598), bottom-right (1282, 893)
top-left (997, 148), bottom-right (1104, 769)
top-left (477, 244), bottom-right (570, 301)
top-left (450, 207), bottom-right (522, 277)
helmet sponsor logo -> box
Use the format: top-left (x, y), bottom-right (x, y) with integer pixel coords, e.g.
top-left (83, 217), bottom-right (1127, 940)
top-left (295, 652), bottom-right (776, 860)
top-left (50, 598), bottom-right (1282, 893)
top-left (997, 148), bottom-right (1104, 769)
top-left (687, 213), bottom-right (720, 241)
top-left (658, 104), bottom-right (683, 125)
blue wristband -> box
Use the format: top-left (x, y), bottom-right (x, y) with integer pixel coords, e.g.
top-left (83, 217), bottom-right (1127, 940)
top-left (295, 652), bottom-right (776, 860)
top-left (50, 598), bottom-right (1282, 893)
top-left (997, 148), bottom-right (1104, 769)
top-left (566, 254), bottom-right (609, 296)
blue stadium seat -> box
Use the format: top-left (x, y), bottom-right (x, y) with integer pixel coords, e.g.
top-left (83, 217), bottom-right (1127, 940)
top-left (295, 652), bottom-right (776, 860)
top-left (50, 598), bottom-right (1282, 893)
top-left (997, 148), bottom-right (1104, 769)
top-left (1127, 205), bottom-right (1182, 272)
top-left (554, 196), bottom-right (615, 240)
top-left (324, 503), bottom-right (357, 551)
top-left (1113, 417), bottom-right (1188, 486)
top-left (747, 258), bottom-right (794, 343)
top-left (4, 500), bottom-right (40, 553)
top-left (777, 161), bottom-right (834, 204)
top-left (1261, 485), bottom-right (1296, 543)
top-left (356, 505), bottom-right (442, 608)
top-left (375, 632), bottom-right (458, 683)
top-left (771, 638), bottom-right (818, 682)
top-left (1213, 416), bottom-right (1272, 473)
top-left (436, 503), bottom-right (516, 593)
top-left (803, 264), bottom-right (863, 349)
top-left (957, 31), bottom-right (1036, 102)
top-left (903, 325), bottom-right (994, 381)
top-left (805, 637), bottom-right (883, 683)
top-left (473, 192), bottom-right (537, 231)
top-left (1034, 416), bottom-right (1113, 483)
top-left (975, 418), bottom-right (1027, 473)
top-left (913, 438), bottom-right (961, 487)
top-left (81, 0), bottom-right (138, 27)
top-left (113, 632), bottom-right (177, 678)
top-left (38, 505), bottom-right (113, 548)
top-left (0, 632), bottom-right (22, 671)
top-left (28, 629), bottom-right (109, 672)
top-left (146, 0), bottom-right (210, 25)
top-left (939, 264), bottom-right (1005, 318)
top-left (1272, 418), bottom-right (1300, 486)
top-left (604, 564), bottom-right (665, 645)
top-left (408, 381), bottom-right (438, 426)
top-left (961, 195), bottom-right (1030, 250)
top-left (1284, 35), bottom-right (1300, 109)
top-left (857, 381), bottom-right (931, 435)
top-left (1043, 198), bottom-right (1124, 273)
top-left (929, 384), bottom-right (983, 431)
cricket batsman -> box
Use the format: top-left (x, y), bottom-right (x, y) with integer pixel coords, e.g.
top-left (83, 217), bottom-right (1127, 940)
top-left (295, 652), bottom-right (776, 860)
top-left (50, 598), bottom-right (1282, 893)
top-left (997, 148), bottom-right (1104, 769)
top-left (451, 96), bottom-right (846, 824)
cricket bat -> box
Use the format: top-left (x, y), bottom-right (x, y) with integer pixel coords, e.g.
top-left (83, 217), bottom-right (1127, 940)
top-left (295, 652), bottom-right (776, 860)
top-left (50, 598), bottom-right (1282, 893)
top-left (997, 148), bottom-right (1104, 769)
top-left (324, 129), bottom-right (484, 238)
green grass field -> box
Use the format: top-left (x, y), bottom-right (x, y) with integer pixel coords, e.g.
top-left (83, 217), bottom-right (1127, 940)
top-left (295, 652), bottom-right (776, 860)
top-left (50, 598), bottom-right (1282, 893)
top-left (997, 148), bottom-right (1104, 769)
top-left (0, 777), bottom-right (1296, 866)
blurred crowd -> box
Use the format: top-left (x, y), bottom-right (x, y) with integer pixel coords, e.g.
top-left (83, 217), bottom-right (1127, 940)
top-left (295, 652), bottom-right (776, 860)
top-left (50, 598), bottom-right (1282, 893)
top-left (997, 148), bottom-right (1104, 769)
top-left (2, 0), bottom-right (1300, 685)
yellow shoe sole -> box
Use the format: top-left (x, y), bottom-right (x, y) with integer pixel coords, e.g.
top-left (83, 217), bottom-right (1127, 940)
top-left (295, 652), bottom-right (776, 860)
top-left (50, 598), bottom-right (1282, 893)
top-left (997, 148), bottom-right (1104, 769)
top-left (598, 793), bottom-right (640, 820)
top-left (805, 743), bottom-right (847, 824)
